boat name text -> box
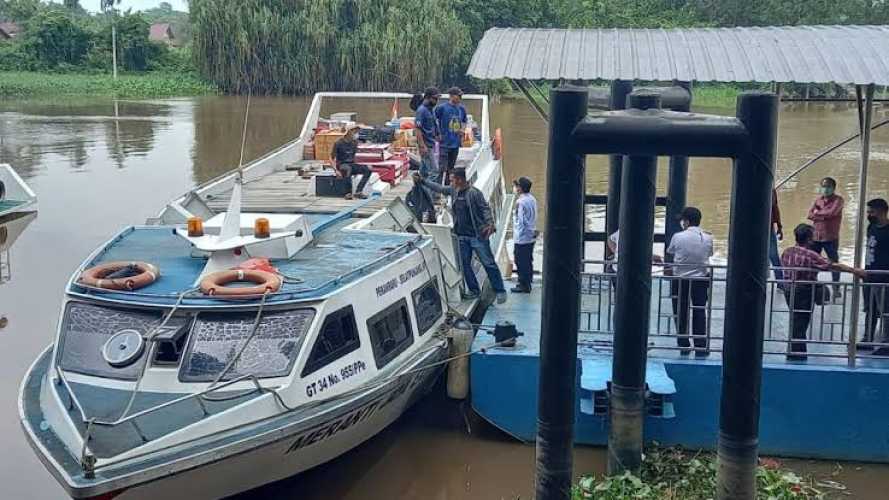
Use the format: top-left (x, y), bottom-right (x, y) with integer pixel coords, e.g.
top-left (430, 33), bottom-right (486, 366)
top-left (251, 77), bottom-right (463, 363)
top-left (375, 262), bottom-right (426, 298)
top-left (285, 371), bottom-right (427, 454)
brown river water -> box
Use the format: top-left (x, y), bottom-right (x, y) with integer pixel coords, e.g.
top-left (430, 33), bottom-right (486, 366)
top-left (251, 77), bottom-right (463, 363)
top-left (1, 95), bottom-right (889, 499)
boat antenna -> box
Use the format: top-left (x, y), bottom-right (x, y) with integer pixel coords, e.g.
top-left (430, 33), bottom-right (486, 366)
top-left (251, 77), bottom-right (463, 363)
top-left (237, 88), bottom-right (252, 183)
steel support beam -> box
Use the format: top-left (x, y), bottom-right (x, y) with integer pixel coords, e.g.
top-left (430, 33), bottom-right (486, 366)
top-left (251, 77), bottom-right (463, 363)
top-left (535, 85), bottom-right (588, 500)
top-left (716, 92), bottom-right (779, 500)
top-left (607, 91), bottom-right (661, 475)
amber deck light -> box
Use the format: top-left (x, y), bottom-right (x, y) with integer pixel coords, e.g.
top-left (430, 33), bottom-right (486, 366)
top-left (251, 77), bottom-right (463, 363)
top-left (187, 217), bottom-right (204, 237)
top-left (254, 218), bottom-right (271, 238)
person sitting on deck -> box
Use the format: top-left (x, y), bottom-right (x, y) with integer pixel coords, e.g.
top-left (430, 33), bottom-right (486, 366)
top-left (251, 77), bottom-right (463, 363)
top-left (781, 223), bottom-right (865, 361)
top-left (413, 168), bottom-right (507, 304)
top-left (666, 207), bottom-right (714, 357)
top-left (807, 177), bottom-right (845, 299)
top-left (330, 125), bottom-right (372, 200)
top-left (863, 198), bottom-right (889, 355)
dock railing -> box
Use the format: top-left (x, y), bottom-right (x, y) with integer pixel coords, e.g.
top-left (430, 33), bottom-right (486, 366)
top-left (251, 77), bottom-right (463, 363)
top-left (579, 260), bottom-right (889, 367)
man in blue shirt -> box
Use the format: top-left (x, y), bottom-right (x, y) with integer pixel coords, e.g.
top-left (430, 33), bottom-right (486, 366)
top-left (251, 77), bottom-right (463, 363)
top-left (512, 177), bottom-right (537, 293)
top-left (435, 86), bottom-right (467, 185)
top-left (414, 87), bottom-right (440, 183)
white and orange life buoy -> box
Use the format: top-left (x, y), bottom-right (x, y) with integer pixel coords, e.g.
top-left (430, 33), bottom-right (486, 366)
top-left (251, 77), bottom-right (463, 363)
top-left (492, 128), bottom-right (503, 160)
top-left (200, 269), bottom-right (281, 298)
top-left (79, 261), bottom-right (159, 291)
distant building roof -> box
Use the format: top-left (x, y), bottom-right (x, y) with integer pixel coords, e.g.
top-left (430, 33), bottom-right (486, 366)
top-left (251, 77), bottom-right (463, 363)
top-left (149, 23), bottom-right (174, 42)
top-left (0, 22), bottom-right (21, 39)
top-left (468, 26), bottom-right (889, 86)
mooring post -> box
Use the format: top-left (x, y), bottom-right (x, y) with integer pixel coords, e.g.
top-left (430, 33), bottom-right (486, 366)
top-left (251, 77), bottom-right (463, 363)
top-left (717, 92), bottom-right (778, 500)
top-left (665, 83), bottom-right (692, 253)
top-left (535, 85), bottom-right (588, 500)
top-left (606, 80), bottom-right (634, 250)
top-left (607, 91), bottom-right (661, 475)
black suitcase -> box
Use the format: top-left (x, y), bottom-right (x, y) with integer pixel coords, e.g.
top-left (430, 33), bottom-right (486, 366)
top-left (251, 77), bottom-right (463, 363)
top-left (315, 175), bottom-right (352, 197)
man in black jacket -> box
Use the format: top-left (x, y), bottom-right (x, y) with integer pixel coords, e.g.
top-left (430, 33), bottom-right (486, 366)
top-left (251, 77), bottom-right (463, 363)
top-left (414, 168), bottom-right (507, 304)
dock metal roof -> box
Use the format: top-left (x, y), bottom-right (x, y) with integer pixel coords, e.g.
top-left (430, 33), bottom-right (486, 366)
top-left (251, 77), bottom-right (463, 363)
top-left (467, 26), bottom-right (889, 85)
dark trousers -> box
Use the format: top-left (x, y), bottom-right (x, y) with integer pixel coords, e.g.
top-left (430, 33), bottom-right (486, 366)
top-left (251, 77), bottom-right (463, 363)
top-left (784, 284), bottom-right (814, 356)
top-left (339, 163), bottom-right (372, 193)
top-left (439, 147), bottom-right (459, 185)
top-left (458, 236), bottom-right (506, 294)
top-left (810, 240), bottom-right (840, 285)
top-left (514, 242), bottom-right (535, 289)
top-left (864, 282), bottom-right (889, 343)
top-left (671, 278), bottom-right (710, 350)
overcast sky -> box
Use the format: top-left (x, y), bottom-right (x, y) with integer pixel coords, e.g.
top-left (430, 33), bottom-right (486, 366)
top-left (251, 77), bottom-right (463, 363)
top-left (81, 0), bottom-right (189, 13)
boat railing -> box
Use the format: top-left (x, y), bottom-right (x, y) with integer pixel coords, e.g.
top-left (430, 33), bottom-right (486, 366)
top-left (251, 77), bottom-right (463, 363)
top-left (579, 260), bottom-right (889, 367)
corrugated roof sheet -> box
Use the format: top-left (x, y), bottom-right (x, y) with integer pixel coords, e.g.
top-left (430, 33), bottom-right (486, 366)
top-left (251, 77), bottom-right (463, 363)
top-left (467, 26), bottom-right (889, 85)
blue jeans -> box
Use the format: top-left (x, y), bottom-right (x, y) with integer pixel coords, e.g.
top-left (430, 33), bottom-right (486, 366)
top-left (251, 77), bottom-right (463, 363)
top-left (458, 236), bottom-right (506, 294)
top-left (769, 230), bottom-right (783, 281)
top-left (419, 148), bottom-right (440, 183)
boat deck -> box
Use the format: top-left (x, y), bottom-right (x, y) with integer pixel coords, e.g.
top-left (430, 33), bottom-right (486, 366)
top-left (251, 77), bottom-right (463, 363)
top-left (201, 156), bottom-right (469, 217)
top-left (69, 217), bottom-right (425, 306)
top-left (471, 276), bottom-right (889, 462)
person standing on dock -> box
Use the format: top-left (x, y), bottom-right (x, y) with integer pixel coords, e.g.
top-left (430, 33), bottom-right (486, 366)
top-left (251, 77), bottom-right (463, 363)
top-left (414, 87), bottom-right (440, 184)
top-left (511, 176), bottom-right (537, 293)
top-left (807, 177), bottom-right (844, 298)
top-left (666, 207), bottom-right (713, 356)
top-left (769, 188), bottom-right (785, 283)
top-left (782, 223), bottom-right (865, 361)
top-left (331, 125), bottom-right (372, 200)
top-left (435, 87), bottom-right (467, 185)
top-left (863, 198), bottom-right (889, 354)
top-left (413, 168), bottom-right (507, 304)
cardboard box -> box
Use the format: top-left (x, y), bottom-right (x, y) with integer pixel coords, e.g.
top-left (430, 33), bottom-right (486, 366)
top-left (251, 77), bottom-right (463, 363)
top-left (314, 130), bottom-right (347, 162)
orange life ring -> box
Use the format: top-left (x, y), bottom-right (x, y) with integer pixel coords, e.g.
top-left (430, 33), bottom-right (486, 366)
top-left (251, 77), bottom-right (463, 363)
top-left (492, 128), bottom-right (503, 160)
top-left (200, 269), bottom-right (281, 297)
top-left (79, 261), bottom-right (159, 291)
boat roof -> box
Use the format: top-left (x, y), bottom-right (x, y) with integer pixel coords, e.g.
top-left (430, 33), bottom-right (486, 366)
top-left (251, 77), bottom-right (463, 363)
top-left (68, 215), bottom-right (426, 308)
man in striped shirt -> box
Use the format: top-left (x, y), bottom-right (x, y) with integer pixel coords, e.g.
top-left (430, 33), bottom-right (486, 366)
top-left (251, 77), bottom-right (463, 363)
top-left (781, 223), bottom-right (864, 360)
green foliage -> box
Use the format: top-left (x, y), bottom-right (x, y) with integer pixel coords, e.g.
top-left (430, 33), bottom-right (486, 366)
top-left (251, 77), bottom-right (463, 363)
top-left (574, 447), bottom-right (839, 499)
top-left (22, 9), bottom-right (91, 67)
top-left (0, 0), bottom-right (41, 22)
top-left (90, 12), bottom-right (156, 71)
top-left (190, 0), bottom-right (471, 94)
top-left (0, 71), bottom-right (216, 98)
top-left (141, 2), bottom-right (191, 42)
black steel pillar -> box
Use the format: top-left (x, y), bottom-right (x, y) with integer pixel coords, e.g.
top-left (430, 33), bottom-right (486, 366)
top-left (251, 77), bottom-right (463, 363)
top-left (607, 91), bottom-right (661, 475)
top-left (535, 85), bottom-right (588, 500)
top-left (716, 92), bottom-right (779, 499)
top-left (665, 82), bottom-right (692, 252)
top-left (606, 80), bottom-right (634, 254)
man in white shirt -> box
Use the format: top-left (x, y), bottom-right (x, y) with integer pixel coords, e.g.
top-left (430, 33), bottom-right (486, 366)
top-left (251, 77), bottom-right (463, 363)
top-left (666, 207), bottom-right (714, 356)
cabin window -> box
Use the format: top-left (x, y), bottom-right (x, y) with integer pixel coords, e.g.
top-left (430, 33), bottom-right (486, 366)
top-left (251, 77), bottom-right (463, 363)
top-left (58, 302), bottom-right (162, 380)
top-left (180, 309), bottom-right (315, 382)
top-left (367, 299), bottom-right (414, 369)
top-left (301, 306), bottom-right (361, 377)
top-left (412, 279), bottom-right (443, 336)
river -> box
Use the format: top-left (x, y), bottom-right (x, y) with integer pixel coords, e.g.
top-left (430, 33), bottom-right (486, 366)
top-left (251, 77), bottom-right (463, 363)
top-left (1, 95), bottom-right (888, 499)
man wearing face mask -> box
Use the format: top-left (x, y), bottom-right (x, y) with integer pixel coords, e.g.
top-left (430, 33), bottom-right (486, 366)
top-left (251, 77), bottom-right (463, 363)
top-left (666, 207), bottom-right (713, 356)
top-left (414, 87), bottom-right (440, 184)
top-left (863, 198), bottom-right (889, 354)
top-left (807, 177), bottom-right (844, 298)
top-left (511, 177), bottom-right (537, 293)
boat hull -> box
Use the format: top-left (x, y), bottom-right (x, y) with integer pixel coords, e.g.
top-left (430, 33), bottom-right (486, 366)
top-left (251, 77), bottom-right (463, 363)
top-left (21, 344), bottom-right (448, 499)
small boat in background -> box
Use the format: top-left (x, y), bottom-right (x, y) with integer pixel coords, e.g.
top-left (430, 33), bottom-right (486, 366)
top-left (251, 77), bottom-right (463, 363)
top-left (0, 163), bottom-right (37, 218)
top-left (20, 93), bottom-right (512, 499)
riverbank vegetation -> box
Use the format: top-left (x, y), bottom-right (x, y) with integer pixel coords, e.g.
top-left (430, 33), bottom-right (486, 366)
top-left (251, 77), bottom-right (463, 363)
top-left (0, 0), bottom-right (212, 97)
top-left (4, 1), bottom-right (889, 98)
top-left (574, 447), bottom-right (846, 499)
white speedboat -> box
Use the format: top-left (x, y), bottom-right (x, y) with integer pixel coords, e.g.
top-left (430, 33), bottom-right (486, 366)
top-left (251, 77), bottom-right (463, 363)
top-left (20, 93), bottom-right (512, 499)
top-left (0, 163), bottom-right (37, 218)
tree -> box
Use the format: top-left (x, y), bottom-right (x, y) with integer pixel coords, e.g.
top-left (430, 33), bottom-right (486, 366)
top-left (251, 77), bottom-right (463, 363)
top-left (0, 0), bottom-right (41, 22)
top-left (23, 9), bottom-right (90, 66)
top-left (63, 0), bottom-right (79, 9)
top-left (159, 1), bottom-right (172, 12)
